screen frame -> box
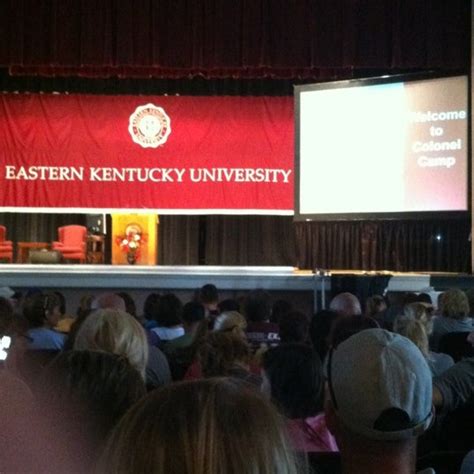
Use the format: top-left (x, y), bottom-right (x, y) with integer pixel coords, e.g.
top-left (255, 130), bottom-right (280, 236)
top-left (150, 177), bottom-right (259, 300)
top-left (294, 71), bottom-right (470, 222)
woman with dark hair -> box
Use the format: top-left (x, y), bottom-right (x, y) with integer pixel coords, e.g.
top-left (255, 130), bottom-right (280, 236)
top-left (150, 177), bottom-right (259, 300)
top-left (142, 292), bottom-right (160, 330)
top-left (98, 378), bottom-right (300, 474)
top-left (262, 343), bottom-right (337, 453)
top-left (150, 293), bottom-right (184, 346)
top-left (309, 309), bottom-right (339, 362)
top-left (23, 292), bottom-right (66, 350)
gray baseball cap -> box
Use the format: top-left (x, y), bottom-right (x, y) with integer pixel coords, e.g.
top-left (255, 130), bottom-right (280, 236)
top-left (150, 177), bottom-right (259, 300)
top-left (328, 328), bottom-right (433, 441)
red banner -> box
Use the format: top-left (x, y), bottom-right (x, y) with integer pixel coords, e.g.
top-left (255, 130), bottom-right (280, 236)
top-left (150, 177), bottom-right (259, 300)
top-left (0, 94), bottom-right (293, 214)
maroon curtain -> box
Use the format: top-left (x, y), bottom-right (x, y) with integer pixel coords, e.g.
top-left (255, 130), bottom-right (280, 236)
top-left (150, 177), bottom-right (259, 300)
top-left (0, 0), bottom-right (469, 78)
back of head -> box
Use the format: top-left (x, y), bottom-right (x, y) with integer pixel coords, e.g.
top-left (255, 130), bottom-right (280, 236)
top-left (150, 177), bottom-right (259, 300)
top-left (36, 350), bottom-right (146, 473)
top-left (181, 301), bottom-right (205, 325)
top-left (23, 292), bottom-right (61, 328)
top-left (39, 350), bottom-right (146, 440)
top-left (262, 343), bottom-right (323, 419)
top-left (73, 309), bottom-right (148, 378)
top-left (278, 311), bottom-right (310, 344)
top-left (199, 332), bottom-right (250, 377)
top-left (328, 315), bottom-right (379, 349)
top-left (143, 292), bottom-right (161, 320)
top-left (244, 289), bottom-right (271, 322)
top-left (393, 316), bottom-right (429, 358)
top-left (365, 295), bottom-right (386, 318)
top-left (329, 292), bottom-right (362, 317)
top-left (217, 298), bottom-right (240, 313)
top-left (309, 309), bottom-right (339, 361)
top-left (440, 288), bottom-right (470, 320)
top-left (115, 292), bottom-right (137, 318)
top-left (403, 302), bottom-right (433, 335)
top-left (327, 328), bottom-right (433, 442)
top-left (91, 293), bottom-right (126, 312)
top-left (271, 299), bottom-right (293, 324)
top-left (198, 284), bottom-right (219, 305)
top-left (99, 378), bottom-right (298, 474)
top-left (154, 293), bottom-right (183, 327)
top-left (213, 311), bottom-right (247, 334)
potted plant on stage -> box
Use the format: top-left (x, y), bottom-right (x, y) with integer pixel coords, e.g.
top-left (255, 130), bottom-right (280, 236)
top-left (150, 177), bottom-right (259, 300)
top-left (116, 224), bottom-right (147, 265)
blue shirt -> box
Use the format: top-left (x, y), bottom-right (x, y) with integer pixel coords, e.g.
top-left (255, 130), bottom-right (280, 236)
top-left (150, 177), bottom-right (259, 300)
top-left (27, 327), bottom-right (66, 350)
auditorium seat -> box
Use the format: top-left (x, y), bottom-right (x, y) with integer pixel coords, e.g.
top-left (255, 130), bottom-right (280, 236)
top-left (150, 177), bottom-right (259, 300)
top-left (0, 225), bottom-right (13, 263)
top-left (52, 225), bottom-right (87, 263)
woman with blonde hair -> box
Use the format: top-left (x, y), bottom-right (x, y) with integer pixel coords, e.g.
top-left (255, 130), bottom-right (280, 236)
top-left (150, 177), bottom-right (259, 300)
top-left (404, 302), bottom-right (434, 335)
top-left (74, 309), bottom-right (148, 379)
top-left (98, 378), bottom-right (300, 474)
top-left (394, 315), bottom-right (453, 376)
top-left (213, 310), bottom-right (247, 337)
top-left (430, 288), bottom-right (473, 351)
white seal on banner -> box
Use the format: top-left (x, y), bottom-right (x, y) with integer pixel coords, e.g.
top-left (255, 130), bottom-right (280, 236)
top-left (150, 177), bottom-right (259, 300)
top-left (128, 104), bottom-right (171, 148)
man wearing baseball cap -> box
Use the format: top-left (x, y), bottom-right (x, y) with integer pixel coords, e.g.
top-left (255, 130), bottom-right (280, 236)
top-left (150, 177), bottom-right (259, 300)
top-left (325, 328), bottom-right (434, 474)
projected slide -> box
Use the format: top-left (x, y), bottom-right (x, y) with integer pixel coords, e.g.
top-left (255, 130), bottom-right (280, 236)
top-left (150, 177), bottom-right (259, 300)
top-left (296, 75), bottom-right (468, 218)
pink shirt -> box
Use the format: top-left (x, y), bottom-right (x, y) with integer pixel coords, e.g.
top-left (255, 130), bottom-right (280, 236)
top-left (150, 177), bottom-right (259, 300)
top-left (286, 414), bottom-right (338, 453)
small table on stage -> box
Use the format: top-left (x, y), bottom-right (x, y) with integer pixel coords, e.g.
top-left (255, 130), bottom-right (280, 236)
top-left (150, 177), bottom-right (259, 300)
top-left (17, 242), bottom-right (50, 263)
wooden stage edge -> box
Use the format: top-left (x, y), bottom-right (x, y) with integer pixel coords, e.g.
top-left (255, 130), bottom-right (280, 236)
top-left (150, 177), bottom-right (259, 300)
top-left (0, 264), bottom-right (471, 292)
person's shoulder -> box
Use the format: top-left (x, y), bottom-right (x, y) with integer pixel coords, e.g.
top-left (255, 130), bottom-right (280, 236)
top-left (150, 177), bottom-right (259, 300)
top-left (27, 328), bottom-right (65, 350)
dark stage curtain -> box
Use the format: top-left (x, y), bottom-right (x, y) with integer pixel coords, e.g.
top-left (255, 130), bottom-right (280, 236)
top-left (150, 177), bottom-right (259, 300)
top-left (158, 216), bottom-right (200, 265)
top-left (204, 216), bottom-right (295, 266)
top-left (295, 219), bottom-right (471, 273)
top-left (0, 213), bottom-right (469, 272)
top-left (0, 0), bottom-right (468, 78)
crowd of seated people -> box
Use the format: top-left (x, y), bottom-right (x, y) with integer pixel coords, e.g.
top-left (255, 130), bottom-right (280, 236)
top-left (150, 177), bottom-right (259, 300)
top-left (2, 283), bottom-right (474, 472)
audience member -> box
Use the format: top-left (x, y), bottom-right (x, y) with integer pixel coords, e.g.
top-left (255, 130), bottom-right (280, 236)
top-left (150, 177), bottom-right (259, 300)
top-left (52, 290), bottom-right (75, 333)
top-left (278, 311), bottom-right (310, 344)
top-left (271, 299), bottom-right (293, 324)
top-left (432, 357), bottom-right (474, 453)
top-left (199, 331), bottom-right (261, 388)
top-left (98, 378), bottom-right (300, 474)
top-left (244, 289), bottom-right (280, 349)
top-left (141, 292), bottom-right (160, 330)
top-left (329, 292), bottom-right (362, 317)
top-left (328, 314), bottom-right (379, 349)
top-left (217, 298), bottom-right (240, 314)
top-left (394, 315), bottom-right (453, 377)
top-left (430, 288), bottom-right (472, 351)
top-left (365, 294), bottom-right (387, 319)
top-left (379, 291), bottom-right (408, 330)
top-left (196, 283), bottom-right (220, 320)
top-left (325, 328), bottom-right (434, 474)
top-left (150, 293), bottom-right (184, 345)
top-left (213, 310), bottom-right (247, 337)
top-left (404, 302), bottom-right (435, 334)
top-left (116, 291), bottom-right (137, 318)
top-left (90, 292), bottom-right (126, 312)
top-left (309, 309), bottom-right (339, 362)
top-left (73, 309), bottom-right (149, 378)
top-left (262, 343), bottom-right (337, 453)
top-left (164, 301), bottom-right (205, 353)
top-left (36, 350), bottom-right (146, 473)
top-left (23, 292), bottom-right (66, 350)
top-left (76, 294), bottom-right (93, 320)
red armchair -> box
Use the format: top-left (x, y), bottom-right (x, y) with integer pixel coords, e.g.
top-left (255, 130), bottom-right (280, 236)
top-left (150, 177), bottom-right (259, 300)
top-left (0, 226), bottom-right (13, 263)
top-left (52, 225), bottom-right (87, 263)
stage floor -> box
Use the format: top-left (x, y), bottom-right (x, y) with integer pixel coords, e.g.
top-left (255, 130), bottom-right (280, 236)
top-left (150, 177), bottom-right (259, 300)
top-left (0, 264), bottom-right (457, 292)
